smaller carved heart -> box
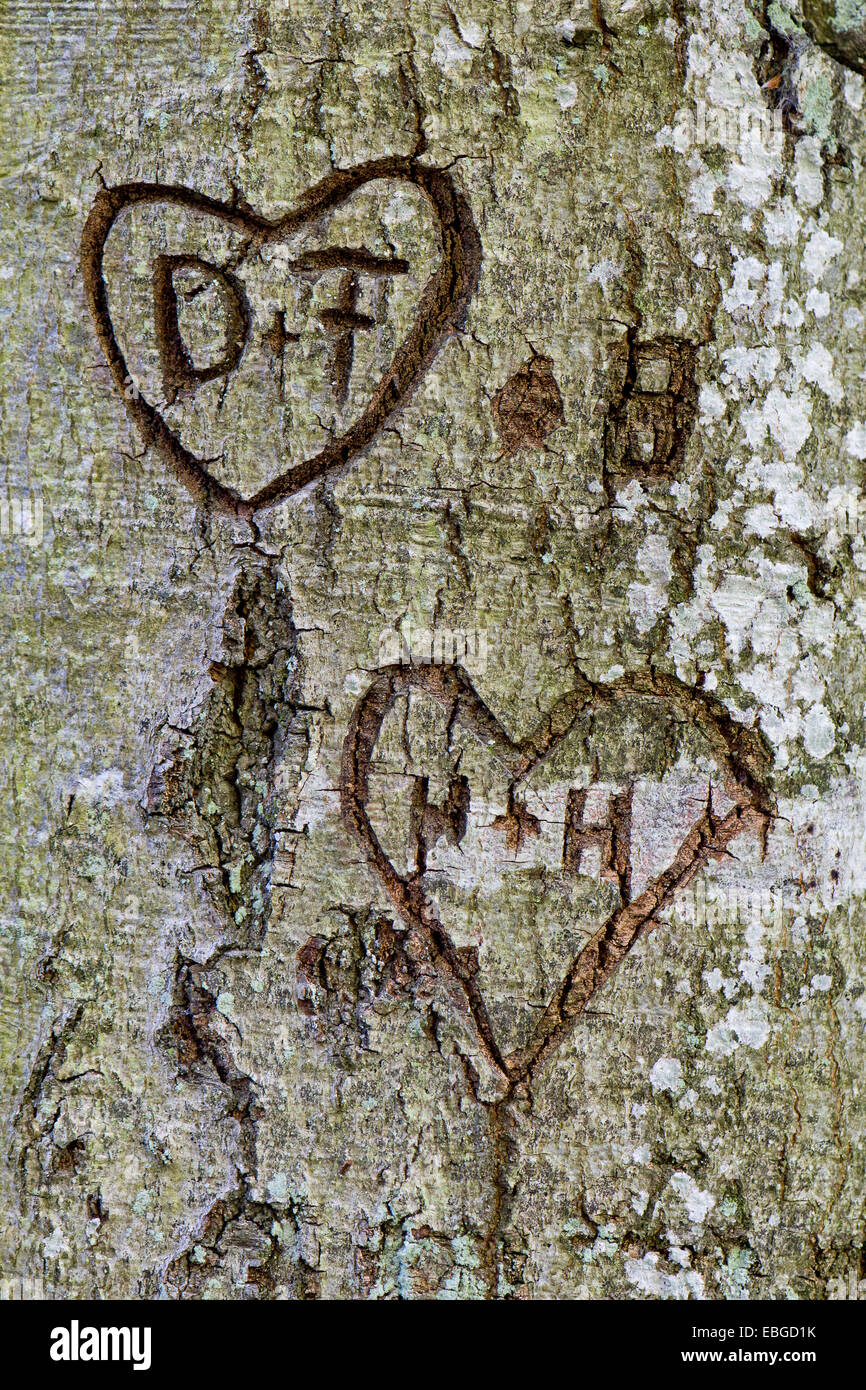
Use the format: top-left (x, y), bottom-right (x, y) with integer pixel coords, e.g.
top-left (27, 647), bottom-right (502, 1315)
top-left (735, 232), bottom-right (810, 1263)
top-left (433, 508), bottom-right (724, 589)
top-left (341, 664), bottom-right (773, 1097)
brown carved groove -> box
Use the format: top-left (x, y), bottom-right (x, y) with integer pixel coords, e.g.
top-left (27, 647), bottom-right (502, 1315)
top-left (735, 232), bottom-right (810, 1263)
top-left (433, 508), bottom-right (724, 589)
top-left (604, 336), bottom-right (697, 479)
top-left (153, 254), bottom-right (251, 403)
top-left (340, 663), bottom-right (774, 1093)
top-left (80, 158), bottom-right (482, 517)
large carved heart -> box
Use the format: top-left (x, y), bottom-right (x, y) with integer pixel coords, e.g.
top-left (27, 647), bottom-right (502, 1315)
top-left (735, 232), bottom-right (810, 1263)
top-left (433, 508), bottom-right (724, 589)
top-left (81, 158), bottom-right (480, 517)
top-left (341, 664), bottom-right (773, 1096)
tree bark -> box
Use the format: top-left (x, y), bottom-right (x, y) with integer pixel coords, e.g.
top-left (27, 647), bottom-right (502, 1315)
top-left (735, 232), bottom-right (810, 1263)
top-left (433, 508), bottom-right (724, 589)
top-left (2, 0), bottom-right (865, 1300)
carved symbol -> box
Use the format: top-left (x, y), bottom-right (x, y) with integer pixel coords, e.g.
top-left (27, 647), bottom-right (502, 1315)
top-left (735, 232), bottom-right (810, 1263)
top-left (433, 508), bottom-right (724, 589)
top-left (262, 308), bottom-right (299, 394)
top-left (81, 158), bottom-right (481, 517)
top-left (491, 787), bottom-right (540, 853)
top-left (604, 337), bottom-right (697, 477)
top-left (490, 354), bottom-right (564, 454)
top-left (410, 773), bottom-right (471, 872)
top-left (153, 254), bottom-right (251, 404)
top-left (562, 783), bottom-right (633, 902)
top-left (288, 246), bottom-right (409, 405)
top-left (341, 663), bottom-right (773, 1093)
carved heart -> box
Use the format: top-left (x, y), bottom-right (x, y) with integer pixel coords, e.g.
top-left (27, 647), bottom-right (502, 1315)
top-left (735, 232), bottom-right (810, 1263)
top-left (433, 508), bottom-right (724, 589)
top-left (341, 664), bottom-right (773, 1096)
top-left (81, 158), bottom-right (480, 517)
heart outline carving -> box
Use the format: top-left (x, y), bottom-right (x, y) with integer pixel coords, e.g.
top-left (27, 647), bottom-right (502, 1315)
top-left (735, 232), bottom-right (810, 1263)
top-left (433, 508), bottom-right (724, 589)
top-left (341, 663), bottom-right (774, 1092)
top-left (81, 157), bottom-right (481, 517)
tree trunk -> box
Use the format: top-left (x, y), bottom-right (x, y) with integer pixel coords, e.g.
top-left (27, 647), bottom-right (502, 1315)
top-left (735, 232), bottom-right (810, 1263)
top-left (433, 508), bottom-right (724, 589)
top-left (3, 0), bottom-right (865, 1300)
